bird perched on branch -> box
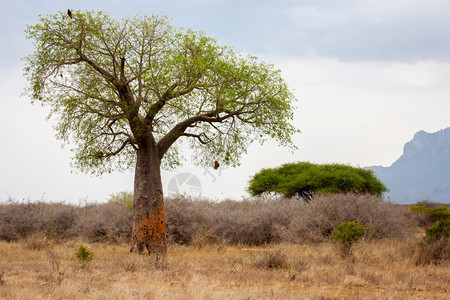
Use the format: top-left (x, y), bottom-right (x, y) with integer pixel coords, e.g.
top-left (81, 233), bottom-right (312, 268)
top-left (67, 9), bottom-right (73, 18)
top-left (214, 160), bottom-right (220, 170)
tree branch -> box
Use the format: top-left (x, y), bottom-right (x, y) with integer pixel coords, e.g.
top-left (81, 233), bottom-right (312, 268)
top-left (98, 138), bottom-right (132, 158)
top-left (120, 57), bottom-right (126, 82)
top-left (70, 35), bottom-right (119, 86)
top-left (157, 110), bottom-right (243, 159)
top-left (144, 82), bottom-right (195, 124)
top-left (182, 133), bottom-right (210, 145)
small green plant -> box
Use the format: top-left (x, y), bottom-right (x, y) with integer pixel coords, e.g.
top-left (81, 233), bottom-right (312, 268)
top-left (332, 221), bottom-right (368, 258)
top-left (410, 204), bottom-right (450, 224)
top-left (74, 245), bottom-right (93, 262)
top-left (425, 220), bottom-right (450, 240)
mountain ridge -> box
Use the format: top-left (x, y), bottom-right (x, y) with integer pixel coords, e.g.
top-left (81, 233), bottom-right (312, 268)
top-left (367, 127), bottom-right (450, 204)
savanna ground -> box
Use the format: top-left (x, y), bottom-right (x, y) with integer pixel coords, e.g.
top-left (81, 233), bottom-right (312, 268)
top-left (0, 239), bottom-right (448, 299)
top-left (0, 194), bottom-right (448, 299)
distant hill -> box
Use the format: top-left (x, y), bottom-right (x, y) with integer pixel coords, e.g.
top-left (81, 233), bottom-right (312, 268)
top-left (367, 128), bottom-right (450, 204)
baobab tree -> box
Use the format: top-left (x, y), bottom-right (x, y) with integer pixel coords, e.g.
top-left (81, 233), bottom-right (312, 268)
top-left (24, 10), bottom-right (298, 255)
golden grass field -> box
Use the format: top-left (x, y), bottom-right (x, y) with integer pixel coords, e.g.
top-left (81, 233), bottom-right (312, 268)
top-left (0, 238), bottom-right (448, 299)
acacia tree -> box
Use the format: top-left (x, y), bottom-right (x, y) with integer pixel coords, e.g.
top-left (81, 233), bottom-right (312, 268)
top-left (248, 162), bottom-right (388, 201)
top-left (24, 11), bottom-right (298, 254)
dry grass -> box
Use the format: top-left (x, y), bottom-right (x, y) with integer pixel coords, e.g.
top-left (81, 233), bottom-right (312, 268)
top-left (0, 238), bottom-right (448, 299)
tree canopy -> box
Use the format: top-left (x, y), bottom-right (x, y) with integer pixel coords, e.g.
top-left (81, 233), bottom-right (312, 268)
top-left (24, 10), bottom-right (299, 254)
top-left (247, 162), bottom-right (388, 201)
top-left (24, 11), bottom-right (298, 175)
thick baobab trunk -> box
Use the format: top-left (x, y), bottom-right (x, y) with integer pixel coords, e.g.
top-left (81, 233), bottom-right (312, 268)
top-left (131, 143), bottom-right (167, 255)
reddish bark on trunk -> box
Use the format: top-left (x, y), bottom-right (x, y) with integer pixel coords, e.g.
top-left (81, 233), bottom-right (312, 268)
top-left (131, 142), bottom-right (167, 255)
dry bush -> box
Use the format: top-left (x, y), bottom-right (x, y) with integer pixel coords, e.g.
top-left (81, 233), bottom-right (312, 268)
top-left (23, 233), bottom-right (48, 251)
top-left (0, 201), bottom-right (77, 241)
top-left (0, 202), bottom-right (33, 242)
top-left (0, 201), bottom-right (42, 241)
top-left (285, 194), bottom-right (412, 243)
top-left (164, 196), bottom-right (297, 246)
top-left (415, 238), bottom-right (450, 265)
top-left (71, 201), bottom-right (132, 243)
top-left (165, 197), bottom-right (216, 245)
top-left (210, 198), bottom-right (297, 245)
top-left (1, 194), bottom-right (413, 246)
top-left (0, 200), bottom-right (131, 243)
top-left (252, 249), bottom-right (290, 269)
top-left (164, 196), bottom-right (299, 246)
top-left (41, 203), bottom-right (77, 240)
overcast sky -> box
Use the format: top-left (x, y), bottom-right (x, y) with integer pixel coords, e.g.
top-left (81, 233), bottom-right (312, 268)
top-left (1, 0), bottom-right (449, 203)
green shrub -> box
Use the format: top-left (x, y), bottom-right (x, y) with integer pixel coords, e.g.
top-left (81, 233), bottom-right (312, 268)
top-left (410, 204), bottom-right (449, 225)
top-left (332, 221), bottom-right (368, 257)
top-left (415, 220), bottom-right (449, 265)
top-left (425, 220), bottom-right (450, 240)
top-left (74, 245), bottom-right (93, 262)
top-left (411, 203), bottom-right (449, 265)
top-left (108, 190), bottom-right (134, 210)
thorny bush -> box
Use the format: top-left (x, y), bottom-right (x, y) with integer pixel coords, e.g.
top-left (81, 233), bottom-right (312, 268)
top-left (0, 193), bottom-right (412, 246)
